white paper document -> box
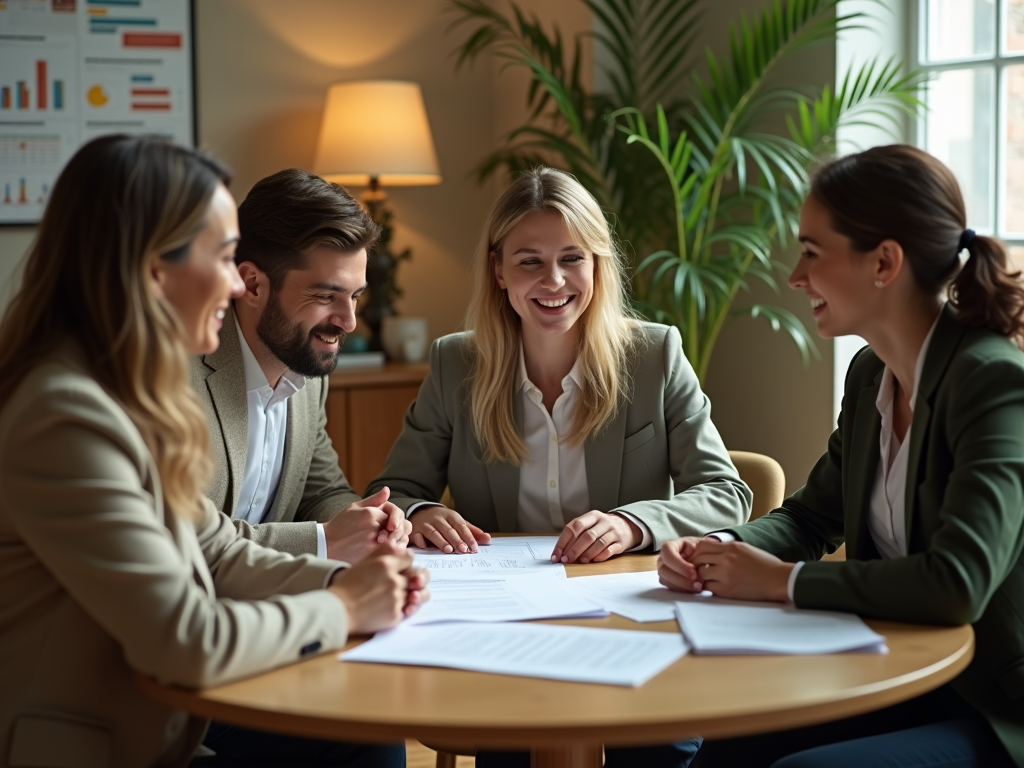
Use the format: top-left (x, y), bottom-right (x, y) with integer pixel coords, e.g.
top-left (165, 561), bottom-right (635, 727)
top-left (411, 536), bottom-right (560, 564)
top-left (341, 622), bottom-right (689, 686)
top-left (404, 572), bottom-right (607, 626)
top-left (675, 600), bottom-right (887, 655)
top-left (412, 553), bottom-right (566, 577)
top-left (564, 570), bottom-right (679, 623)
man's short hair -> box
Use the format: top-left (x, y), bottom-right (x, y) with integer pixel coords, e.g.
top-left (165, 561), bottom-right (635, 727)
top-left (236, 169), bottom-right (380, 288)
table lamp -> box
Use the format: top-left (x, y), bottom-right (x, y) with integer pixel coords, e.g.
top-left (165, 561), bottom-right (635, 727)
top-left (313, 80), bottom-right (441, 353)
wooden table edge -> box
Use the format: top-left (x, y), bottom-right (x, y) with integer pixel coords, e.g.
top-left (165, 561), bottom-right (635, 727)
top-left (132, 622), bottom-right (974, 747)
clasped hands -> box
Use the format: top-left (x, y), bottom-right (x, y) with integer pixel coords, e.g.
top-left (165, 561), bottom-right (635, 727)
top-left (657, 536), bottom-right (793, 603)
top-left (324, 486), bottom-right (412, 564)
top-left (409, 505), bottom-right (642, 564)
top-left (329, 542), bottom-right (429, 634)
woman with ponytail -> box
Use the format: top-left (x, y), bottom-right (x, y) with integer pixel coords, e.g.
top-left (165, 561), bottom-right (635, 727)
top-left (659, 144), bottom-right (1024, 768)
top-left (0, 135), bottom-right (426, 767)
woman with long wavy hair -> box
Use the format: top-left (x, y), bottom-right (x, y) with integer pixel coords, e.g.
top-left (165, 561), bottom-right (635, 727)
top-left (369, 166), bottom-right (750, 768)
top-left (0, 134), bottom-right (427, 768)
top-left (660, 145), bottom-right (1024, 768)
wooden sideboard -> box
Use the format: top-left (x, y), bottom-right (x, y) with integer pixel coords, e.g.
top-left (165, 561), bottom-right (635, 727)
top-left (324, 363), bottom-right (430, 494)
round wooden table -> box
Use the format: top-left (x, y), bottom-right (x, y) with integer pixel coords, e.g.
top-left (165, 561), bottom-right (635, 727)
top-left (134, 555), bottom-right (974, 768)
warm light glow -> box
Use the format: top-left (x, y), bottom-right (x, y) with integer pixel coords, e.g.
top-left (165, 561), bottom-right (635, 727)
top-left (313, 80), bottom-right (441, 187)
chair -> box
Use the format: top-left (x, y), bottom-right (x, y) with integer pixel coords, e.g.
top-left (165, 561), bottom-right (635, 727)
top-left (423, 450), bottom-right (787, 767)
top-left (728, 450), bottom-right (785, 520)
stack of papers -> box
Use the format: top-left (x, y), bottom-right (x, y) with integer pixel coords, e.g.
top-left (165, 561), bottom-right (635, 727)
top-left (564, 570), bottom-right (678, 623)
top-left (675, 600), bottom-right (887, 654)
top-left (341, 621), bottom-right (689, 687)
top-left (405, 572), bottom-right (607, 626)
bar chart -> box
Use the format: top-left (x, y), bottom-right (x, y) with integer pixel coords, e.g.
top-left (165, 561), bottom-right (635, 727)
top-left (0, 56), bottom-right (69, 113)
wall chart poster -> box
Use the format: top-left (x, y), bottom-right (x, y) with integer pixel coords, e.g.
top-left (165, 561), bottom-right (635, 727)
top-left (0, 0), bottom-right (194, 225)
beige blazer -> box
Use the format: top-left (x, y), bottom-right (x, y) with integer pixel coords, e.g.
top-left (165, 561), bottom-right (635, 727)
top-left (189, 309), bottom-right (361, 556)
top-left (0, 344), bottom-right (349, 768)
top-left (368, 323), bottom-right (751, 547)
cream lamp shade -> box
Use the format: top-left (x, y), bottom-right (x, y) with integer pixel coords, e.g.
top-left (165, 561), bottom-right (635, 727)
top-left (313, 80), bottom-right (441, 187)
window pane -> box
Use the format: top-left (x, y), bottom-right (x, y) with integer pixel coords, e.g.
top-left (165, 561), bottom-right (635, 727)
top-left (1004, 65), bottom-right (1024, 235)
top-left (925, 0), bottom-right (995, 62)
top-left (1009, 245), bottom-right (1024, 270)
top-left (1006, 0), bottom-right (1024, 53)
top-left (925, 67), bottom-right (995, 231)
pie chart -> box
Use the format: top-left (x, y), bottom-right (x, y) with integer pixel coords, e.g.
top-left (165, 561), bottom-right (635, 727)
top-left (86, 84), bottom-right (109, 108)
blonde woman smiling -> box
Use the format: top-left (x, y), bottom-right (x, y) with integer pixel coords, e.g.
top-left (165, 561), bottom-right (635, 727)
top-left (369, 167), bottom-right (750, 563)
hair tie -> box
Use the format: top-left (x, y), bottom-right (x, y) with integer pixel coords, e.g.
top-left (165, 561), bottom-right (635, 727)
top-left (959, 228), bottom-right (976, 251)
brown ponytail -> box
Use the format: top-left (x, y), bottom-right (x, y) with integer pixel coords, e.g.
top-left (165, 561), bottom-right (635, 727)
top-left (950, 235), bottom-right (1024, 339)
top-left (810, 144), bottom-right (1024, 339)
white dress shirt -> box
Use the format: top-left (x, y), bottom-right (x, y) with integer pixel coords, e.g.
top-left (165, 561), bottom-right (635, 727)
top-left (516, 348), bottom-right (652, 549)
top-left (233, 319), bottom-right (327, 556)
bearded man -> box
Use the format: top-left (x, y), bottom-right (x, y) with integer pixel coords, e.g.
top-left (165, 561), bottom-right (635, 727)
top-left (189, 168), bottom-right (410, 564)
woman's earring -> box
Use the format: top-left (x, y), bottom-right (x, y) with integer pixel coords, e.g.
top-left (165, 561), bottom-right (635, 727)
top-left (874, 280), bottom-right (884, 287)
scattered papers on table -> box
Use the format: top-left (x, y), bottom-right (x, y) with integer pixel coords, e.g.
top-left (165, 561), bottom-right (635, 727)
top-left (404, 572), bottom-right (607, 626)
top-left (675, 600), bottom-right (887, 655)
top-left (341, 622), bottom-right (689, 687)
top-left (563, 570), bottom-right (678, 623)
top-left (412, 553), bottom-right (566, 577)
top-left (411, 537), bottom-right (565, 577)
top-left (411, 536), bottom-right (559, 563)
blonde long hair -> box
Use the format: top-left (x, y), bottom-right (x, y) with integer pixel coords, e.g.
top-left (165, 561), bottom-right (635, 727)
top-left (0, 135), bottom-right (226, 520)
top-left (466, 167), bottom-right (639, 464)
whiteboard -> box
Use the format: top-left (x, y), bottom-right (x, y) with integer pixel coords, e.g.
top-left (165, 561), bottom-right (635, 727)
top-left (0, 0), bottom-right (195, 224)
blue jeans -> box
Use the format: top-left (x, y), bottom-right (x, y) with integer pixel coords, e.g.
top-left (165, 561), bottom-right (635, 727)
top-left (691, 687), bottom-right (1012, 768)
top-left (192, 721), bottom-right (405, 767)
top-left (476, 738), bottom-right (702, 767)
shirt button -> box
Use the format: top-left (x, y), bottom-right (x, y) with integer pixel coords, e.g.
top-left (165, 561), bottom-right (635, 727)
top-left (550, 480), bottom-right (556, 488)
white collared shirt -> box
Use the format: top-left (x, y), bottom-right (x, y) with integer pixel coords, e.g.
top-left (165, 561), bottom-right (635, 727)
top-left (867, 313), bottom-right (940, 559)
top-left (516, 348), bottom-right (652, 548)
top-left (781, 309), bottom-right (943, 600)
top-left (233, 317), bottom-right (306, 530)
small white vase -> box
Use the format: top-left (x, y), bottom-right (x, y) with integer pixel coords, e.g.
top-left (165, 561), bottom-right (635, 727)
top-left (381, 316), bottom-right (428, 363)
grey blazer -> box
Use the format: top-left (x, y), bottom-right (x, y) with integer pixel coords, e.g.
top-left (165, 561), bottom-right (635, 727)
top-left (189, 309), bottom-right (361, 556)
top-left (0, 343), bottom-right (348, 768)
top-left (368, 323), bottom-right (751, 548)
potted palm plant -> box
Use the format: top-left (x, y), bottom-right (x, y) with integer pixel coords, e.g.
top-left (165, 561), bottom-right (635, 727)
top-left (448, 0), bottom-right (924, 382)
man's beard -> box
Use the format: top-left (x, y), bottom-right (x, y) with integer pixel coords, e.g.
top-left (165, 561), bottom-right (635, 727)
top-left (256, 290), bottom-right (344, 378)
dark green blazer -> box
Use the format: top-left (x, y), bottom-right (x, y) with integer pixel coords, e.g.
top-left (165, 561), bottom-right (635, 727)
top-left (725, 305), bottom-right (1024, 766)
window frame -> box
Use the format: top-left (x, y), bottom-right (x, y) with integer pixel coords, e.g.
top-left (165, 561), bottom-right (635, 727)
top-left (913, 0), bottom-right (1024, 247)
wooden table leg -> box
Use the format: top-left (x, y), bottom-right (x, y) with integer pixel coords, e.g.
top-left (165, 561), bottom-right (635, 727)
top-left (531, 744), bottom-right (603, 767)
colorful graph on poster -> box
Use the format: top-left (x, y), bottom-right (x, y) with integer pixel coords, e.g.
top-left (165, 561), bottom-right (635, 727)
top-left (0, 0), bottom-right (194, 224)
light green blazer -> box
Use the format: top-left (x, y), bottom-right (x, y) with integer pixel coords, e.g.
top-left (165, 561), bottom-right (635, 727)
top-left (0, 343), bottom-right (349, 768)
top-left (723, 306), bottom-right (1024, 766)
top-left (368, 323), bottom-right (751, 548)
top-left (189, 308), bottom-right (361, 556)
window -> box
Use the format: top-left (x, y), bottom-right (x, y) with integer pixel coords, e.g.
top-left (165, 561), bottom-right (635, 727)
top-left (916, 0), bottom-right (1024, 261)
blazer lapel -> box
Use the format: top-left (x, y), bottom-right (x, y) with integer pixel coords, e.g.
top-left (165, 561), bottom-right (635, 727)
top-left (846, 374), bottom-right (882, 559)
top-left (202, 308), bottom-right (249, 514)
top-left (903, 305), bottom-right (964, 543)
top-left (485, 391), bottom-right (523, 532)
top-left (584, 402), bottom-right (628, 511)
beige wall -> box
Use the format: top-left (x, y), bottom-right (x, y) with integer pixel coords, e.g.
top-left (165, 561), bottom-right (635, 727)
top-left (195, 0), bottom-right (590, 341)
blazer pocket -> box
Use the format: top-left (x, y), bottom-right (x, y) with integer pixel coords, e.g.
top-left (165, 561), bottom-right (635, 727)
top-left (998, 657), bottom-right (1024, 701)
top-left (9, 714), bottom-right (112, 768)
top-left (623, 423), bottom-right (656, 454)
